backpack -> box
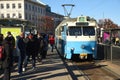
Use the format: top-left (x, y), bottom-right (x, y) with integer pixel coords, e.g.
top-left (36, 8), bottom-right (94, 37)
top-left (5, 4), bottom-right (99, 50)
top-left (0, 46), bottom-right (4, 60)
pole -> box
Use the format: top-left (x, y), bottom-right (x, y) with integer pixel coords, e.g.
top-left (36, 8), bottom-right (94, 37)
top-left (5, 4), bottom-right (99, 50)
top-left (22, 24), bottom-right (25, 32)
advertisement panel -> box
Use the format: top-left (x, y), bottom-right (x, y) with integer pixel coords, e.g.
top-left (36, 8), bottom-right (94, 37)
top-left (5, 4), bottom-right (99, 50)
top-left (1, 27), bottom-right (21, 40)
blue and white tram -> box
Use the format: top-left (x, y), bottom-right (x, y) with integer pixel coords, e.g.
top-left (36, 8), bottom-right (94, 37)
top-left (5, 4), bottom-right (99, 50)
top-left (55, 16), bottom-right (98, 60)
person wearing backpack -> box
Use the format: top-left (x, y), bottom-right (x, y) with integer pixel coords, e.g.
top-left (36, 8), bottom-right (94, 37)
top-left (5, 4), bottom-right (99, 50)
top-left (2, 35), bottom-right (14, 80)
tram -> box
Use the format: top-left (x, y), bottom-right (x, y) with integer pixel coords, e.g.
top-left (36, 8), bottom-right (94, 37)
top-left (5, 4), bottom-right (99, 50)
top-left (55, 15), bottom-right (98, 60)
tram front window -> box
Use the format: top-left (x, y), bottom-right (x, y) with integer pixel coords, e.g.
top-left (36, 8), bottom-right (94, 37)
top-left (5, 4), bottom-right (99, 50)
top-left (83, 27), bottom-right (95, 36)
top-left (68, 27), bottom-right (82, 36)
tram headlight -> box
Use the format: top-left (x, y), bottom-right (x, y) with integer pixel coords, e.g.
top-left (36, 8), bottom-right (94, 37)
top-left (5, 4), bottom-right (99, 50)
top-left (92, 47), bottom-right (95, 51)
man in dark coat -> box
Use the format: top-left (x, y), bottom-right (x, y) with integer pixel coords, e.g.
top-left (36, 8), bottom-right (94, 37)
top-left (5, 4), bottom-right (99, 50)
top-left (36, 33), bottom-right (43, 62)
top-left (40, 34), bottom-right (48, 59)
top-left (4, 31), bottom-right (15, 66)
top-left (24, 33), bottom-right (38, 70)
top-left (17, 32), bottom-right (26, 75)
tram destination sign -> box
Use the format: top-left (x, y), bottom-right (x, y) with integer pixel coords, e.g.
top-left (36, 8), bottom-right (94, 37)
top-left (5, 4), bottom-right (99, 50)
top-left (76, 22), bottom-right (88, 26)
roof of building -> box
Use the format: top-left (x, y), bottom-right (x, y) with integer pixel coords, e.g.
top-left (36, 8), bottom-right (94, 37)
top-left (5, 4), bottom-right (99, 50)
top-left (31, 0), bottom-right (46, 6)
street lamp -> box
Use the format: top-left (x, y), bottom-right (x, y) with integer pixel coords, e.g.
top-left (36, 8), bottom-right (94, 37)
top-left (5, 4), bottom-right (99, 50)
top-left (0, 12), bottom-right (1, 19)
top-left (16, 24), bottom-right (25, 32)
top-left (23, 24), bottom-right (25, 32)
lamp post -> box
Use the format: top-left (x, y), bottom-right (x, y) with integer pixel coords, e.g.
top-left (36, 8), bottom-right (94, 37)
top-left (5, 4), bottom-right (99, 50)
top-left (0, 12), bottom-right (1, 19)
top-left (21, 24), bottom-right (25, 32)
top-left (23, 24), bottom-right (25, 32)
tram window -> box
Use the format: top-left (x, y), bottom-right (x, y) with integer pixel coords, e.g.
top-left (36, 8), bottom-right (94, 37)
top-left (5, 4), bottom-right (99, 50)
top-left (83, 27), bottom-right (95, 36)
top-left (69, 26), bottom-right (82, 36)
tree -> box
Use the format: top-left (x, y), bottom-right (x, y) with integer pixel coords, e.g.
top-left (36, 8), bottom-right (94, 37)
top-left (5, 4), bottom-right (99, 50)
top-left (98, 19), bottom-right (119, 29)
top-left (41, 16), bottom-right (54, 33)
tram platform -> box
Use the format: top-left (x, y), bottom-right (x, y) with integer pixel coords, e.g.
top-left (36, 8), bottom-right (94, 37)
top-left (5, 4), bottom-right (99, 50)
top-left (0, 47), bottom-right (86, 80)
top-left (0, 47), bottom-right (120, 80)
top-left (95, 60), bottom-right (120, 78)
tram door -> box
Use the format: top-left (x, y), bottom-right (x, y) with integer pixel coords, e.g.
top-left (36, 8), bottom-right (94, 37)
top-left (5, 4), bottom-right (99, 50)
top-left (61, 26), bottom-right (67, 56)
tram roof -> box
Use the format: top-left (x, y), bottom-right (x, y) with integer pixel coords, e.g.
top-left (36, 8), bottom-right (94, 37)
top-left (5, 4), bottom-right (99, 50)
top-left (56, 18), bottom-right (77, 29)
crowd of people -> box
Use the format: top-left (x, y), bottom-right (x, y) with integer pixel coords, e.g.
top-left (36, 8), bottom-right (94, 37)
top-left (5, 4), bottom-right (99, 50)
top-left (0, 31), bottom-right (55, 80)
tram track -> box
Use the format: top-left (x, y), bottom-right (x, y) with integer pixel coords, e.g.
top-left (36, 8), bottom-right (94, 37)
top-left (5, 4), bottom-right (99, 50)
top-left (56, 47), bottom-right (89, 80)
top-left (71, 61), bottom-right (91, 80)
top-left (73, 61), bottom-right (119, 80)
top-left (56, 47), bottom-right (119, 80)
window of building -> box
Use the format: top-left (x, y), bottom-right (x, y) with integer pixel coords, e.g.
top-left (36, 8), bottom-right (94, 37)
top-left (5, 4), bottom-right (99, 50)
top-left (32, 15), bottom-right (34, 20)
top-left (29, 14), bottom-right (31, 20)
top-left (41, 8), bottom-right (43, 14)
top-left (39, 8), bottom-right (41, 13)
top-left (18, 13), bottom-right (22, 18)
top-left (29, 4), bottom-right (31, 11)
top-left (43, 10), bottom-right (45, 15)
top-left (38, 7), bottom-right (40, 13)
top-left (35, 6), bottom-right (37, 12)
top-left (32, 5), bottom-right (34, 11)
top-left (1, 14), bottom-right (4, 18)
top-left (12, 13), bottom-right (16, 18)
top-left (0, 4), bottom-right (4, 9)
top-left (18, 3), bottom-right (21, 8)
top-left (25, 3), bottom-right (27, 10)
top-left (12, 3), bottom-right (15, 9)
top-left (36, 15), bottom-right (37, 20)
top-left (6, 4), bottom-right (10, 9)
top-left (25, 13), bottom-right (28, 20)
top-left (7, 14), bottom-right (10, 18)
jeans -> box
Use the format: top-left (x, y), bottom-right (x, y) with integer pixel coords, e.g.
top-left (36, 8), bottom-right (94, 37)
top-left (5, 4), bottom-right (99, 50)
top-left (18, 52), bottom-right (25, 73)
top-left (50, 44), bottom-right (54, 52)
top-left (31, 54), bottom-right (36, 68)
top-left (24, 54), bottom-right (36, 68)
top-left (24, 55), bottom-right (30, 68)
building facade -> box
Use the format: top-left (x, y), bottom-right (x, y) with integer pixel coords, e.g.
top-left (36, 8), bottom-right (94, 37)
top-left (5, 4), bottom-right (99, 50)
top-left (0, 0), bottom-right (64, 33)
top-left (0, 0), bottom-right (46, 32)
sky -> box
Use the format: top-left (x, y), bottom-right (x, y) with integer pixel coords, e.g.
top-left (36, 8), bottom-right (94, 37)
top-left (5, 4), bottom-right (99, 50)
top-left (40, 0), bottom-right (120, 25)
